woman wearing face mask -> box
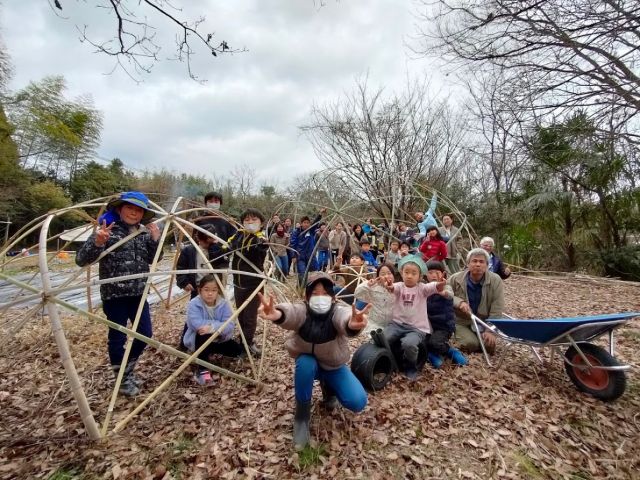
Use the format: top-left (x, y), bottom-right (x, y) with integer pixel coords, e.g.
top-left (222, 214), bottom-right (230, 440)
top-left (225, 208), bottom-right (269, 357)
top-left (258, 273), bottom-right (370, 450)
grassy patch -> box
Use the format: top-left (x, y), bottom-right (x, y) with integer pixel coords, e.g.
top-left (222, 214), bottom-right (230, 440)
top-left (172, 434), bottom-right (195, 455)
top-left (297, 443), bottom-right (327, 469)
top-left (167, 460), bottom-right (185, 480)
top-left (512, 451), bottom-right (544, 479)
top-left (48, 467), bottom-right (82, 480)
top-left (568, 471), bottom-right (593, 480)
top-left (565, 415), bottom-right (596, 433)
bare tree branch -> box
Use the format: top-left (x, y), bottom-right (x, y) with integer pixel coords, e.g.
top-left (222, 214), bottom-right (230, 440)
top-left (413, 0), bottom-right (640, 141)
top-left (56, 0), bottom-right (245, 81)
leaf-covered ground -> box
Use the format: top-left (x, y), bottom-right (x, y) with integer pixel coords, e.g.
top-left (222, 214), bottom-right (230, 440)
top-left (0, 275), bottom-right (639, 479)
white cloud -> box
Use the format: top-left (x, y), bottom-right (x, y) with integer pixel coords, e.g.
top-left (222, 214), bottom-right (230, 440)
top-left (2, 1), bottom-right (448, 185)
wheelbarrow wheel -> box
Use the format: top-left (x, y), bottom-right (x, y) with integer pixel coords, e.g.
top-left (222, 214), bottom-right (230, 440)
top-left (351, 343), bottom-right (394, 391)
top-left (564, 343), bottom-right (626, 401)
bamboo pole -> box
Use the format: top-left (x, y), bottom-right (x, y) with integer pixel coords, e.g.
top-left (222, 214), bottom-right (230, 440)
top-left (256, 264), bottom-right (278, 382)
top-left (55, 211), bottom-right (173, 300)
top-left (8, 302), bottom-right (44, 335)
top-left (86, 265), bottom-right (93, 313)
top-left (165, 229), bottom-right (184, 308)
top-left (101, 199), bottom-right (179, 435)
top-left (38, 215), bottom-right (102, 440)
top-left (1, 268), bottom-right (277, 310)
top-left (0, 270), bottom-right (259, 383)
top-left (163, 197), bottom-right (191, 309)
top-left (112, 276), bottom-right (268, 433)
top-left (171, 220), bottom-right (223, 295)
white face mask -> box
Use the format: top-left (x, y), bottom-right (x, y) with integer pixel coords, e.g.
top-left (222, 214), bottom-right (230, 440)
top-left (244, 222), bottom-right (261, 233)
top-left (308, 295), bottom-right (333, 314)
top-left (207, 202), bottom-right (221, 210)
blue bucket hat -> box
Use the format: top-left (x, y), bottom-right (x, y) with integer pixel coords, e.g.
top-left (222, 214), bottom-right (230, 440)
top-left (106, 191), bottom-right (155, 223)
top-left (398, 254), bottom-right (427, 275)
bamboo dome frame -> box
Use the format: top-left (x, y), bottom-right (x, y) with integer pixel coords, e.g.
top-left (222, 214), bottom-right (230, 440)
top-left (0, 178), bottom-right (478, 440)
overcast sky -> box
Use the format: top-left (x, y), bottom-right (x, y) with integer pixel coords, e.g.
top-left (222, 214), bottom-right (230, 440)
top-left (2, 1), bottom-right (447, 187)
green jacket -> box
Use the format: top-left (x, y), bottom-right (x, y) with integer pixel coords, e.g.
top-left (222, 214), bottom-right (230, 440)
top-left (448, 270), bottom-right (504, 327)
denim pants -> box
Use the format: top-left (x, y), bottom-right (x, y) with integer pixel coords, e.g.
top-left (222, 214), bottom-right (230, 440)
top-left (317, 250), bottom-right (330, 271)
top-left (294, 354), bottom-right (367, 412)
top-left (297, 256), bottom-right (318, 286)
top-left (275, 255), bottom-right (289, 277)
top-left (102, 296), bottom-right (152, 366)
top-left (383, 322), bottom-right (426, 365)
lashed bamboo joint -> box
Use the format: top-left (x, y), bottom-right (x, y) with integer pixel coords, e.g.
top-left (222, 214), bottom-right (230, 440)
top-left (0, 183), bottom-right (479, 439)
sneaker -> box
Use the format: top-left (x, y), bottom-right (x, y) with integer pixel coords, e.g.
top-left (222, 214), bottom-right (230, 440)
top-left (447, 347), bottom-right (468, 366)
top-left (119, 378), bottom-right (140, 397)
top-left (428, 352), bottom-right (444, 369)
top-left (249, 343), bottom-right (262, 358)
top-left (404, 367), bottom-right (418, 381)
top-left (193, 370), bottom-right (213, 386)
top-left (129, 372), bottom-right (144, 388)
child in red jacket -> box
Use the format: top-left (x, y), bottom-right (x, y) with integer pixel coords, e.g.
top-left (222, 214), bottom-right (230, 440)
top-left (419, 225), bottom-right (448, 263)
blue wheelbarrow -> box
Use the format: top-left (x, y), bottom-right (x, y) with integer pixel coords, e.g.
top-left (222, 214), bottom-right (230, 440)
top-left (471, 312), bottom-right (639, 401)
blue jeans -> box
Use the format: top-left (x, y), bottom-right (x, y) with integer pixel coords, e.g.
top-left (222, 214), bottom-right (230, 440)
top-left (383, 322), bottom-right (426, 365)
top-left (102, 296), bottom-right (152, 366)
top-left (294, 354), bottom-right (367, 412)
top-left (275, 254), bottom-right (289, 277)
top-left (297, 256), bottom-right (318, 286)
top-left (317, 250), bottom-right (330, 271)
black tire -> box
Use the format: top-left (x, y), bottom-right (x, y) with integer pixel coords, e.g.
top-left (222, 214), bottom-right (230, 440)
top-left (564, 343), bottom-right (626, 401)
top-left (351, 342), bottom-right (394, 391)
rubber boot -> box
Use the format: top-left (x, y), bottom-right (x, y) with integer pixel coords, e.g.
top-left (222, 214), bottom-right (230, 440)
top-left (293, 400), bottom-right (311, 450)
top-left (428, 352), bottom-right (444, 369)
top-left (320, 380), bottom-right (338, 411)
top-left (447, 347), bottom-right (468, 366)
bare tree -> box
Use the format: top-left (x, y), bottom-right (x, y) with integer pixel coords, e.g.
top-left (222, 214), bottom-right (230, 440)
top-left (229, 163), bottom-right (256, 202)
top-left (52, 0), bottom-right (242, 81)
top-left (413, 0), bottom-right (640, 141)
top-left (463, 69), bottom-right (532, 204)
top-left (300, 78), bottom-right (468, 219)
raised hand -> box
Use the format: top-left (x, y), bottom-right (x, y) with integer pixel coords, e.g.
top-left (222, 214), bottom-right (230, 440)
top-left (94, 220), bottom-right (114, 247)
top-left (257, 293), bottom-right (282, 322)
top-left (349, 303), bottom-right (371, 331)
top-left (319, 207), bottom-right (327, 215)
top-left (147, 222), bottom-right (161, 241)
top-left (435, 280), bottom-right (447, 292)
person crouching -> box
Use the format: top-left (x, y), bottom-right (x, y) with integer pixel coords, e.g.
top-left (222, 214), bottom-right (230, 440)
top-left (257, 273), bottom-right (370, 449)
